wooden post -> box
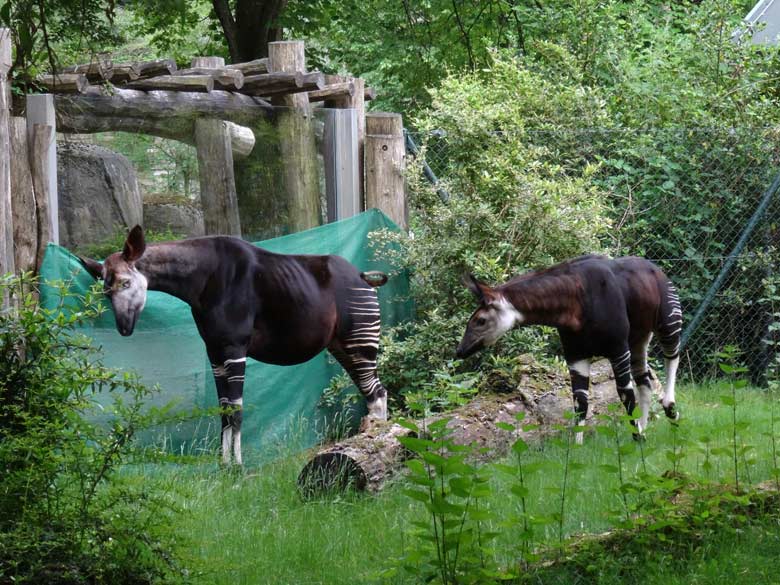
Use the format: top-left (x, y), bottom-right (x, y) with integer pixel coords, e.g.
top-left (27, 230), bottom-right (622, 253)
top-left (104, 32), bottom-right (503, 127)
top-left (326, 75), bottom-right (366, 202)
top-left (267, 40), bottom-right (321, 232)
top-left (365, 112), bottom-right (407, 230)
top-left (194, 118), bottom-right (241, 236)
top-left (26, 94), bottom-right (59, 245)
top-left (30, 125), bottom-right (53, 272)
top-left (191, 56), bottom-right (225, 69)
top-left (9, 118), bottom-right (38, 274)
top-left (0, 28), bottom-right (14, 278)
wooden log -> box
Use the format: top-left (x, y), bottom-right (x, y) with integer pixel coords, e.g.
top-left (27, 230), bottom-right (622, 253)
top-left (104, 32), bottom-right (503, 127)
top-left (191, 56), bottom-right (225, 69)
top-left (0, 28), bottom-right (12, 278)
top-left (123, 74), bottom-right (214, 93)
top-left (365, 112), bottom-right (406, 229)
top-left (240, 71), bottom-right (302, 94)
top-left (267, 40), bottom-right (321, 233)
top-left (298, 361), bottom-right (661, 496)
top-left (134, 58), bottom-right (177, 79)
top-left (259, 71), bottom-right (324, 97)
top-left (53, 90), bottom-right (259, 159)
top-left (36, 73), bottom-right (90, 94)
top-left (179, 67), bottom-right (244, 90)
top-left (308, 80), bottom-right (355, 102)
top-left (61, 59), bottom-right (113, 82)
top-left (194, 118), bottom-right (241, 236)
top-left (109, 63), bottom-right (142, 83)
top-left (30, 124), bottom-right (53, 272)
top-left (231, 58), bottom-right (269, 75)
top-left (9, 118), bottom-right (37, 274)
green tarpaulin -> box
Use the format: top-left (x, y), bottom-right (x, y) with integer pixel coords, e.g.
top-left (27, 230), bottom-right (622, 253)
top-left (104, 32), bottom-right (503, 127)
top-left (39, 210), bottom-right (412, 458)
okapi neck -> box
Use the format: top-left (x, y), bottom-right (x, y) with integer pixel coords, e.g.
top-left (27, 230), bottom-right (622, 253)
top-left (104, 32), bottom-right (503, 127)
top-left (135, 243), bottom-right (210, 308)
top-left (501, 275), bottom-right (583, 330)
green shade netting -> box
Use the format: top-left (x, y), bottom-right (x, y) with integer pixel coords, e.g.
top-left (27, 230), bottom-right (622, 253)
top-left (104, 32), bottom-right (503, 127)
top-left (39, 209), bottom-right (412, 458)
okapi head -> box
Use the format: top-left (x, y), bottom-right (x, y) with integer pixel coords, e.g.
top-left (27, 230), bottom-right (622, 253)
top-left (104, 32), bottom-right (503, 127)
top-left (455, 274), bottom-right (524, 359)
top-left (79, 225), bottom-right (148, 337)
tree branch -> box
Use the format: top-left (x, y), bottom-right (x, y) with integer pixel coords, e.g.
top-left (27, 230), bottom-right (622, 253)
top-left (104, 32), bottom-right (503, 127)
top-left (211, 0), bottom-right (240, 63)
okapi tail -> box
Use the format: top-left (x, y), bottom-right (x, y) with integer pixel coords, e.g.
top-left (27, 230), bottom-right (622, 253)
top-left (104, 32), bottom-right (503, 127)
top-left (360, 271), bottom-right (388, 287)
top-left (657, 278), bottom-right (683, 360)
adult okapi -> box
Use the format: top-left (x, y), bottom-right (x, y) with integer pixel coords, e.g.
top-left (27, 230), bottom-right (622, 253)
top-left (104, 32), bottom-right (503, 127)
top-left (456, 254), bottom-right (682, 442)
top-left (79, 225), bottom-right (390, 465)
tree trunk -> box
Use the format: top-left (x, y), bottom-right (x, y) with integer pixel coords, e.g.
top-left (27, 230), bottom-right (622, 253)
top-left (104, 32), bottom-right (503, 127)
top-left (213, 0), bottom-right (288, 63)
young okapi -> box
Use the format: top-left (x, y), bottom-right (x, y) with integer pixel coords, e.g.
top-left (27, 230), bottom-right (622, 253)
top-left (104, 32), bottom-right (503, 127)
top-left (456, 255), bottom-right (682, 442)
top-left (79, 225), bottom-right (390, 465)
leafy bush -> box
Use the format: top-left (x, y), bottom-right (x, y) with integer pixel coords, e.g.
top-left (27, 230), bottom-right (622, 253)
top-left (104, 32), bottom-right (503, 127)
top-left (374, 50), bottom-right (612, 407)
top-left (0, 274), bottom-right (182, 584)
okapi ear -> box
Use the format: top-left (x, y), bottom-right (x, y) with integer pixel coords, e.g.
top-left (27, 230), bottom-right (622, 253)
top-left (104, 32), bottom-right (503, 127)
top-left (78, 256), bottom-right (104, 280)
top-left (463, 273), bottom-right (485, 301)
top-left (122, 225), bottom-right (146, 263)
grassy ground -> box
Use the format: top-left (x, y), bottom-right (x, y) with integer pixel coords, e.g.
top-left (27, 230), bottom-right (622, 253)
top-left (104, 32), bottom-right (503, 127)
top-left (129, 382), bottom-right (780, 584)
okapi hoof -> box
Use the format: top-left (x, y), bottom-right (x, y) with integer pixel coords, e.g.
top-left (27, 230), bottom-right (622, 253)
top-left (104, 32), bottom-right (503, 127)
top-left (663, 402), bottom-right (680, 422)
top-left (632, 432), bottom-right (646, 443)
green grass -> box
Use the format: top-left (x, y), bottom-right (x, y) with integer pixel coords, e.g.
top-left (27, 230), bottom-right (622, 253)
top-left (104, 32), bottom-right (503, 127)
top-left (129, 382), bottom-right (780, 584)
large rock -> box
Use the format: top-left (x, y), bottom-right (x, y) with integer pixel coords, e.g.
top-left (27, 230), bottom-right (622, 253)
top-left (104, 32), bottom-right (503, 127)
top-left (143, 195), bottom-right (204, 238)
top-left (57, 142), bottom-right (143, 249)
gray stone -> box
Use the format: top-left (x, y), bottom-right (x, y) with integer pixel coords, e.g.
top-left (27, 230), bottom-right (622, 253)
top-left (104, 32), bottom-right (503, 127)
top-left (143, 198), bottom-right (204, 238)
top-left (57, 141), bottom-right (143, 249)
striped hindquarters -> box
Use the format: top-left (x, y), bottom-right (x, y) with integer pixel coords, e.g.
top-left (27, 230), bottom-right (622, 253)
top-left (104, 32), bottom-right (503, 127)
top-left (657, 279), bottom-right (682, 359)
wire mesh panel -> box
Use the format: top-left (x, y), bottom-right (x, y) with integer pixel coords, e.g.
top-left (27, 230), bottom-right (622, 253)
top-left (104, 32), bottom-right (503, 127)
top-left (407, 127), bottom-right (780, 381)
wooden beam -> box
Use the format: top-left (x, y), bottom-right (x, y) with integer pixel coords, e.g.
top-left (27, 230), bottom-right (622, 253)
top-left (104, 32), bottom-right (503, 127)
top-left (53, 89), bottom-right (265, 159)
top-left (268, 40), bottom-right (321, 233)
top-left (0, 28), bottom-right (13, 278)
top-left (123, 74), bottom-right (214, 92)
top-left (308, 80), bottom-right (355, 102)
top-left (36, 73), bottom-right (90, 94)
top-left (134, 58), bottom-right (177, 79)
top-left (110, 63), bottom-right (142, 83)
top-left (259, 71), bottom-right (324, 97)
top-left (231, 58), bottom-right (268, 76)
top-left (241, 71), bottom-right (302, 94)
top-left (179, 67), bottom-right (244, 90)
top-left (365, 112), bottom-right (406, 230)
top-left (194, 118), bottom-right (241, 236)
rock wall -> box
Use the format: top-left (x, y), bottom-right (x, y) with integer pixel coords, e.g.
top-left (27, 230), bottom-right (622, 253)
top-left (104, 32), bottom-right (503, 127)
top-left (143, 197), bottom-right (204, 237)
top-left (57, 141), bottom-right (142, 249)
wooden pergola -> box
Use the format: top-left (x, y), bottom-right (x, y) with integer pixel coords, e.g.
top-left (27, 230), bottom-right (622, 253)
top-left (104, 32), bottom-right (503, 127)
top-left (0, 37), bottom-right (408, 279)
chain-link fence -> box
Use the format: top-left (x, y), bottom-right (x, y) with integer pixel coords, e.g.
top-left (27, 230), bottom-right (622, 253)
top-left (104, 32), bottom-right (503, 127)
top-left (406, 127), bottom-right (780, 382)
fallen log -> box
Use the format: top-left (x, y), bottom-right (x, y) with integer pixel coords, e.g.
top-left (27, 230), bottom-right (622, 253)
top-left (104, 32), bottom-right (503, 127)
top-left (179, 67), bottom-right (245, 90)
top-left (298, 360), bottom-right (662, 497)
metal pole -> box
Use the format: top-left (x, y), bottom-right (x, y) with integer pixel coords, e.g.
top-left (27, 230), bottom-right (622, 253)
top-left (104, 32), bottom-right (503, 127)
top-left (681, 169), bottom-right (780, 350)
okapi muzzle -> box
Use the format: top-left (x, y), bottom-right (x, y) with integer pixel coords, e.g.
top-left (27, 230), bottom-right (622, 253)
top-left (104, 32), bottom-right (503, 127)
top-left (456, 274), bottom-right (523, 359)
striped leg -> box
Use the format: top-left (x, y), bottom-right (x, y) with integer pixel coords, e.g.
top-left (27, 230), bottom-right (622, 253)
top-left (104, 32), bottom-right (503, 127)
top-left (210, 352), bottom-right (246, 465)
top-left (568, 359), bottom-right (591, 445)
top-left (658, 282), bottom-right (682, 420)
top-left (630, 334), bottom-right (653, 435)
top-left (611, 348), bottom-right (637, 426)
top-left (330, 285), bottom-right (387, 420)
